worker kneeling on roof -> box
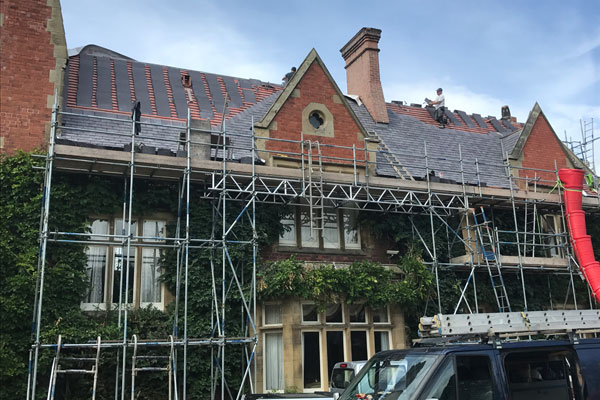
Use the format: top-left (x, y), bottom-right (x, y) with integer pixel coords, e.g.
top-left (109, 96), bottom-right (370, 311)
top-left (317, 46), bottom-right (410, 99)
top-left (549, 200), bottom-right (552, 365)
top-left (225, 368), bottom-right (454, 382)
top-left (426, 88), bottom-right (447, 128)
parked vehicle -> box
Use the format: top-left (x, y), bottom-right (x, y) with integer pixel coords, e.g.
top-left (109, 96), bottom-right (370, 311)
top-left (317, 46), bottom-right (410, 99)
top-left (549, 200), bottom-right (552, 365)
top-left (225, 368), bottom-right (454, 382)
top-left (339, 338), bottom-right (600, 400)
top-left (329, 361), bottom-right (367, 395)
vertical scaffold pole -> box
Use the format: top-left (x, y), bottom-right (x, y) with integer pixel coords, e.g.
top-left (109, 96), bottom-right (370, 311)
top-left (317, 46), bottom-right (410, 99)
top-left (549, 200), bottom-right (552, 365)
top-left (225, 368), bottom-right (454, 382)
top-left (120, 102), bottom-right (138, 400)
top-left (251, 116), bottom-right (258, 392)
top-left (29, 91), bottom-right (58, 400)
top-left (424, 141), bottom-right (441, 313)
top-left (221, 109), bottom-right (228, 400)
top-left (114, 176), bottom-right (128, 400)
top-left (183, 108), bottom-right (191, 399)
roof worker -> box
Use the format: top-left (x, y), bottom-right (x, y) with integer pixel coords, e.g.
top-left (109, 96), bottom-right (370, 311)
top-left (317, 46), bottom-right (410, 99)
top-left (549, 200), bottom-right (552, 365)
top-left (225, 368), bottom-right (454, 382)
top-left (282, 67), bottom-right (296, 85)
top-left (426, 88), bottom-right (447, 129)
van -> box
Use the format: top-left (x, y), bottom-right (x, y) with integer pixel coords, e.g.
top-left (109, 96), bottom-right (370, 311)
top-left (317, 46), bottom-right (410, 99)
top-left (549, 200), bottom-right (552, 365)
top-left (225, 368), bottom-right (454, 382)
top-left (339, 338), bottom-right (600, 400)
top-left (329, 361), bottom-right (367, 394)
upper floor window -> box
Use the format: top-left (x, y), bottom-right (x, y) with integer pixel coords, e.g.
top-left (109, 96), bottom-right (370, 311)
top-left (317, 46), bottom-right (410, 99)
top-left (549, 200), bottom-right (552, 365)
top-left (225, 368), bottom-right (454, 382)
top-left (279, 207), bottom-right (361, 250)
top-left (82, 217), bottom-right (166, 311)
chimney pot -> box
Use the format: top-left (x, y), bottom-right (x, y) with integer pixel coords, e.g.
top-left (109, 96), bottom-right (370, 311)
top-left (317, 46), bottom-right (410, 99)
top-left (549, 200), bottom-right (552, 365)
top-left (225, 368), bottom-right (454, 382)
top-left (340, 27), bottom-right (389, 124)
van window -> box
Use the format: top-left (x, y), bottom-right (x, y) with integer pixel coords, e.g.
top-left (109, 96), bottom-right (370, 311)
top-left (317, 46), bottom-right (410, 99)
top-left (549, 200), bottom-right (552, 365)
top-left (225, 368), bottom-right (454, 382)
top-left (504, 350), bottom-right (582, 400)
top-left (331, 368), bottom-right (354, 389)
top-left (456, 356), bottom-right (493, 399)
top-left (419, 355), bottom-right (493, 400)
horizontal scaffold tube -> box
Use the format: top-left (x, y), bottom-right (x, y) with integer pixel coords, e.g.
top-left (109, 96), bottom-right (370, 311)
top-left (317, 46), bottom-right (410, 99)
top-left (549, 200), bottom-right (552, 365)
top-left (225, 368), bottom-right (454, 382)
top-left (558, 168), bottom-right (600, 301)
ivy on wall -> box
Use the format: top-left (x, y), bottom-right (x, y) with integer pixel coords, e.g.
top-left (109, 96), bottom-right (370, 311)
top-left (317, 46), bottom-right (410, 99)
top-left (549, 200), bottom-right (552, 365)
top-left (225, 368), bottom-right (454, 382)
top-left (257, 253), bottom-right (434, 311)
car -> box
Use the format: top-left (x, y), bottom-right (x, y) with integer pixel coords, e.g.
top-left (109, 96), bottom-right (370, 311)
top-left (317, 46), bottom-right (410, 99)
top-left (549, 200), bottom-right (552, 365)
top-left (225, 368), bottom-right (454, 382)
top-left (329, 361), bottom-right (367, 395)
top-left (339, 338), bottom-right (600, 400)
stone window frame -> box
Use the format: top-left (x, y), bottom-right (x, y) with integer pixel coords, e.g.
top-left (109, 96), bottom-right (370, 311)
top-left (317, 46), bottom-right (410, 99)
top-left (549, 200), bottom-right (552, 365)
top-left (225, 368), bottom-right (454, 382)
top-left (302, 102), bottom-right (334, 138)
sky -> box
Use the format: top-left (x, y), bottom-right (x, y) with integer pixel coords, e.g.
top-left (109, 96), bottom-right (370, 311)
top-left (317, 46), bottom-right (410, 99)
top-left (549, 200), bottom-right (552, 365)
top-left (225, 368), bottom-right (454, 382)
top-left (61, 0), bottom-right (599, 171)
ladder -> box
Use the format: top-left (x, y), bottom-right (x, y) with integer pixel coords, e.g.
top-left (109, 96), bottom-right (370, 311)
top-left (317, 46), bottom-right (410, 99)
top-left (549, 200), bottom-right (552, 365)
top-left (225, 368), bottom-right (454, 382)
top-left (47, 335), bottom-right (101, 400)
top-left (472, 207), bottom-right (511, 313)
top-left (522, 199), bottom-right (538, 257)
top-left (419, 309), bottom-right (600, 339)
top-left (131, 334), bottom-right (176, 400)
top-left (303, 140), bottom-right (324, 234)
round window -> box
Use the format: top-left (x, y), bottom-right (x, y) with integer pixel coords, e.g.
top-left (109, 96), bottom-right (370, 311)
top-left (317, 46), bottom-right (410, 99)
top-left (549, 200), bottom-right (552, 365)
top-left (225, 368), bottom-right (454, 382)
top-left (309, 111), bottom-right (325, 129)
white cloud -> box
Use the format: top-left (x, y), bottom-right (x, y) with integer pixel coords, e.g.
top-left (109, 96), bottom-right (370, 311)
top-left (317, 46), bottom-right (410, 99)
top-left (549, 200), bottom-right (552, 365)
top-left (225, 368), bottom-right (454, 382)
top-left (384, 81), bottom-right (527, 121)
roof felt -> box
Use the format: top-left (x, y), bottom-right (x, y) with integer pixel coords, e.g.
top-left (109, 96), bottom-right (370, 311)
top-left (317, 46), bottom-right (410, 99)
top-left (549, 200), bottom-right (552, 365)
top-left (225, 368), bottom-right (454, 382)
top-left (64, 45), bottom-right (282, 127)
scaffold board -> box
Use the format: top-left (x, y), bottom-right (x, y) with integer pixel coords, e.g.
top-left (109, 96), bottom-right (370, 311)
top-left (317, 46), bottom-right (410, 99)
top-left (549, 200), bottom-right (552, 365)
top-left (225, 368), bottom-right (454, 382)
top-left (419, 309), bottom-right (600, 338)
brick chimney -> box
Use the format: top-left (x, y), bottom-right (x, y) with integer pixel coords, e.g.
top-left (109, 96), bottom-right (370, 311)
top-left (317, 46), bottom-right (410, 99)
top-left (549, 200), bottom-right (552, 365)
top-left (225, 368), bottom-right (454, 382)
top-left (340, 27), bottom-right (389, 124)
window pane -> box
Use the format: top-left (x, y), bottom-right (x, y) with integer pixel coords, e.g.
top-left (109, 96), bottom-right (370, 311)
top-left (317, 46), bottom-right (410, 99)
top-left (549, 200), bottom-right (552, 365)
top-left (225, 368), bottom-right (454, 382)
top-left (349, 304), bottom-right (366, 323)
top-left (419, 357), bottom-right (456, 400)
top-left (374, 331), bottom-right (390, 353)
top-left (302, 304), bottom-right (319, 323)
top-left (343, 210), bottom-right (360, 249)
top-left (300, 209), bottom-right (319, 248)
top-left (350, 331), bottom-right (368, 361)
top-left (372, 307), bottom-right (389, 323)
top-left (279, 211), bottom-right (296, 246)
top-left (90, 219), bottom-right (109, 240)
top-left (112, 247), bottom-right (135, 304)
top-left (115, 219), bottom-right (138, 241)
top-left (141, 248), bottom-right (161, 303)
top-left (303, 332), bottom-right (321, 389)
top-left (85, 220), bottom-right (109, 304)
top-left (326, 331), bottom-right (345, 382)
top-left (265, 304), bottom-right (282, 325)
top-left (143, 220), bottom-right (165, 242)
top-left (85, 246), bottom-right (107, 303)
top-left (326, 304), bottom-right (343, 323)
top-left (323, 210), bottom-right (339, 249)
top-left (265, 332), bottom-right (283, 391)
top-left (456, 356), bottom-right (493, 399)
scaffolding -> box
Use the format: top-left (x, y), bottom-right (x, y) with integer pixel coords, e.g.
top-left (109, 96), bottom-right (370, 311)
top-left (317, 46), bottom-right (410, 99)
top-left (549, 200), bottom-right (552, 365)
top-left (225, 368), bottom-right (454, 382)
top-left (565, 118), bottom-right (597, 175)
top-left (26, 95), bottom-right (600, 399)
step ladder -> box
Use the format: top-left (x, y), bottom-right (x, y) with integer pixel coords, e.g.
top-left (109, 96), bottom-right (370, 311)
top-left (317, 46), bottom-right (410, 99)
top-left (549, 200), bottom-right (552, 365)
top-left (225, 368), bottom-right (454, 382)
top-left (47, 335), bottom-right (101, 400)
top-left (419, 309), bottom-right (600, 339)
top-left (303, 140), bottom-right (324, 234)
top-left (472, 207), bottom-right (511, 313)
top-left (522, 200), bottom-right (538, 257)
top-left (131, 334), bottom-right (176, 400)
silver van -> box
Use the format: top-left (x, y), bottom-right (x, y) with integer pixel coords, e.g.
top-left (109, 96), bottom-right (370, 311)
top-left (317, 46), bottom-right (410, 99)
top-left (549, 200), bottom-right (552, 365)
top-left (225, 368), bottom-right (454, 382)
top-left (329, 361), bottom-right (367, 395)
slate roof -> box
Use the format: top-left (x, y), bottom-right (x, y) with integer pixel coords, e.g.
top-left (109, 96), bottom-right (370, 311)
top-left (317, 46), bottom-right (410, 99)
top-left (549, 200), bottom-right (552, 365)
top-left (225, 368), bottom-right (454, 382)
top-left (60, 45), bottom-right (526, 188)
top-left (350, 102), bottom-right (512, 188)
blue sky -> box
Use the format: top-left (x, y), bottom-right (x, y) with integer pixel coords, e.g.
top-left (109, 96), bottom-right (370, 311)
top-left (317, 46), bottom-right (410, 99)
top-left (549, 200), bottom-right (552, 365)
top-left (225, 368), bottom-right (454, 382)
top-left (61, 0), bottom-right (599, 170)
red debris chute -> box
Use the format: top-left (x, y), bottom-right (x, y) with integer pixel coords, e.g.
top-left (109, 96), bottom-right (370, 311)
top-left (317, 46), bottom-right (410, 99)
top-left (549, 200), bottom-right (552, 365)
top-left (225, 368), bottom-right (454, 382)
top-left (558, 168), bottom-right (600, 301)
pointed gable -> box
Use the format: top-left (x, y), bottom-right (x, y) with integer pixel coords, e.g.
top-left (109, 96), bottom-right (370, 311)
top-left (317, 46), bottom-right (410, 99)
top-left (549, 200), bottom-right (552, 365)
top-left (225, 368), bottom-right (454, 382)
top-left (511, 103), bottom-right (582, 186)
top-left (255, 49), bottom-right (370, 166)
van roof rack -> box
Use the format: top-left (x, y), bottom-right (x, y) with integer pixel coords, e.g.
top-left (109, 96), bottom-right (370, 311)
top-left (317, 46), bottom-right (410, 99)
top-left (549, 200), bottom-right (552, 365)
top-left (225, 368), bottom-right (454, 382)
top-left (418, 310), bottom-right (600, 344)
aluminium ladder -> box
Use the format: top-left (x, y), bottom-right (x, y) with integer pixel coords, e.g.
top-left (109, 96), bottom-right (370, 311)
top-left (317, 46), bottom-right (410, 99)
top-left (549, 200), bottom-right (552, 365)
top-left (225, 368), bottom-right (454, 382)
top-left (419, 309), bottom-right (600, 339)
top-left (303, 140), bottom-right (324, 234)
top-left (472, 207), bottom-right (512, 313)
top-left (130, 334), bottom-right (176, 400)
top-left (47, 335), bottom-right (101, 400)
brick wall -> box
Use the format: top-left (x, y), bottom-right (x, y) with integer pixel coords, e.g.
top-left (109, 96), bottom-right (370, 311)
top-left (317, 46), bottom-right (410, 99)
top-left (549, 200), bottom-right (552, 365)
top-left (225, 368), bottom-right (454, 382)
top-left (267, 62), bottom-right (365, 163)
top-left (0, 0), bottom-right (67, 154)
top-left (521, 113), bottom-right (569, 186)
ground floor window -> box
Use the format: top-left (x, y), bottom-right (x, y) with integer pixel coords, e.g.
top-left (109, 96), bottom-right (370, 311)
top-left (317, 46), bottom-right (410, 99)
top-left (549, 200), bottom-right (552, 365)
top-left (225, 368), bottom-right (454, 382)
top-left (326, 331), bottom-right (345, 379)
top-left (303, 332), bottom-right (322, 390)
top-left (350, 331), bottom-right (368, 361)
top-left (374, 331), bottom-right (390, 353)
top-left (264, 332), bottom-right (283, 391)
top-left (81, 217), bottom-right (166, 311)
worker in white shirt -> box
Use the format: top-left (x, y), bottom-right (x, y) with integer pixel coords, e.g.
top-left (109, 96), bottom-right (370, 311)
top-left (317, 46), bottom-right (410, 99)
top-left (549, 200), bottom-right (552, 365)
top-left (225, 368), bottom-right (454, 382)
top-left (427, 88), bottom-right (447, 128)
